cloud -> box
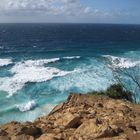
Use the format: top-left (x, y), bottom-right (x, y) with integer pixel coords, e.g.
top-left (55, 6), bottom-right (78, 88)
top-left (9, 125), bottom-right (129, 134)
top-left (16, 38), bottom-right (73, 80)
top-left (0, 0), bottom-right (93, 16)
top-left (0, 0), bottom-right (112, 18)
top-left (0, 0), bottom-right (134, 23)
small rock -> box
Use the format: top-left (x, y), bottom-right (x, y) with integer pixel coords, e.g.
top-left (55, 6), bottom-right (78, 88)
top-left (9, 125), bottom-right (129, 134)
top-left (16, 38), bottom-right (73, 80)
top-left (0, 136), bottom-right (10, 140)
top-left (11, 134), bottom-right (34, 140)
top-left (95, 103), bottom-right (103, 108)
top-left (54, 133), bottom-right (63, 139)
top-left (21, 125), bottom-right (42, 137)
top-left (128, 124), bottom-right (137, 131)
top-left (37, 133), bottom-right (55, 140)
top-left (53, 128), bottom-right (61, 133)
top-left (0, 129), bottom-right (8, 136)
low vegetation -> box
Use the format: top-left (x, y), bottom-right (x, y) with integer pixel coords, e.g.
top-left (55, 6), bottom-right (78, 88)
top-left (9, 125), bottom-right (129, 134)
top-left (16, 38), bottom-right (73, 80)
top-left (88, 84), bottom-right (133, 102)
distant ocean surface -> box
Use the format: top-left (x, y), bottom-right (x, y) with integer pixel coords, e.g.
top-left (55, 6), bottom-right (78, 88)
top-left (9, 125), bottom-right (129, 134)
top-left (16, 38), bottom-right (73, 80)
top-left (0, 23), bottom-right (140, 124)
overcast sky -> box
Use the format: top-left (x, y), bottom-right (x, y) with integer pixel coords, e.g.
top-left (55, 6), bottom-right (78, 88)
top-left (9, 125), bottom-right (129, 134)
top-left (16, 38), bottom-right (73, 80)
top-left (0, 0), bottom-right (140, 24)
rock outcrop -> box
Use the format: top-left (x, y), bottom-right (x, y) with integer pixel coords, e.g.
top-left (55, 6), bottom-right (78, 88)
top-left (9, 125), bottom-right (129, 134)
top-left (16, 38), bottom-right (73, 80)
top-left (0, 94), bottom-right (140, 140)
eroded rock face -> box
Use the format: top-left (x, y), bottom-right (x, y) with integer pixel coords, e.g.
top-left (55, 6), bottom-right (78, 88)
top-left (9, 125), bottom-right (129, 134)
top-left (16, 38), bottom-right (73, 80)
top-left (0, 94), bottom-right (140, 140)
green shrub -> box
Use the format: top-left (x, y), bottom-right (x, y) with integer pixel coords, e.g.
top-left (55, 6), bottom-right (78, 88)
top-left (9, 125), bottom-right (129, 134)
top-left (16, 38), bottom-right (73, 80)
top-left (105, 84), bottom-right (132, 102)
top-left (88, 84), bottom-right (133, 102)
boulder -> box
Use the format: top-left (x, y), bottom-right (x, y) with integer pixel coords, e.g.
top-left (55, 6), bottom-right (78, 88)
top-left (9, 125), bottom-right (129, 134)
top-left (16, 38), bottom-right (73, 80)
top-left (54, 112), bottom-right (81, 128)
top-left (75, 119), bottom-right (102, 137)
top-left (20, 125), bottom-right (42, 137)
top-left (96, 125), bottom-right (123, 138)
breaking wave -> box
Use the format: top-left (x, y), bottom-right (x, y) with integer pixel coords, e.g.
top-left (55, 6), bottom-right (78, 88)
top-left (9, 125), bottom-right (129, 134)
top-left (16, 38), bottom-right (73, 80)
top-left (20, 56), bottom-right (81, 66)
top-left (63, 56), bottom-right (80, 59)
top-left (0, 59), bottom-right (13, 67)
top-left (23, 58), bottom-right (60, 66)
top-left (0, 58), bottom-right (72, 96)
top-left (103, 55), bottom-right (140, 69)
top-left (16, 100), bottom-right (37, 112)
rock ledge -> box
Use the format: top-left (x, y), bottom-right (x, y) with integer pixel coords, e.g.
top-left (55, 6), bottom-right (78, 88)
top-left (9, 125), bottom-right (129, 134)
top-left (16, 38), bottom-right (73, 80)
top-left (1, 94), bottom-right (140, 140)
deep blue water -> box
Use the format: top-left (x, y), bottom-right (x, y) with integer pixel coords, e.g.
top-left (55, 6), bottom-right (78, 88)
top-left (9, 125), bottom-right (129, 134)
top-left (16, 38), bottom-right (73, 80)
top-left (0, 23), bottom-right (140, 124)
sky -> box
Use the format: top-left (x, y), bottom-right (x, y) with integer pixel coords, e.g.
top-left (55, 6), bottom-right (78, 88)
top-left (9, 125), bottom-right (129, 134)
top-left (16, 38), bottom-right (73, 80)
top-left (0, 0), bottom-right (140, 24)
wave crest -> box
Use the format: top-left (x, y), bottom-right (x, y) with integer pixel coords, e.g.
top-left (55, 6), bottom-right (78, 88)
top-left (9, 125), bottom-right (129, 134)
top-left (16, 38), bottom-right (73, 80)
top-left (0, 59), bottom-right (13, 67)
top-left (63, 56), bottom-right (80, 59)
top-left (0, 58), bottom-right (71, 96)
top-left (103, 55), bottom-right (140, 69)
top-left (23, 58), bottom-right (60, 66)
top-left (16, 100), bottom-right (37, 112)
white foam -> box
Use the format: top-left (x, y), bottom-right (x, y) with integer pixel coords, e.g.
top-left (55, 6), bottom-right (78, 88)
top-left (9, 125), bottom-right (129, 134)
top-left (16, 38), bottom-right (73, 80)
top-left (0, 59), bottom-right (13, 67)
top-left (22, 58), bottom-right (60, 66)
top-left (63, 56), bottom-right (80, 59)
top-left (0, 59), bottom-right (70, 96)
top-left (16, 100), bottom-right (36, 112)
top-left (103, 55), bottom-right (140, 69)
top-left (48, 62), bottom-right (113, 93)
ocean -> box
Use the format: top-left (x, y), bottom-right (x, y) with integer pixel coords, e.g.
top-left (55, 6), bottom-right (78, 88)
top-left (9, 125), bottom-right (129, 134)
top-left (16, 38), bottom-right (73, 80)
top-left (0, 23), bottom-right (140, 124)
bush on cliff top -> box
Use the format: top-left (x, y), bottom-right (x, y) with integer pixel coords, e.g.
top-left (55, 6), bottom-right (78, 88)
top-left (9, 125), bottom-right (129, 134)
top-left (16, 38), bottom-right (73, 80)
top-left (88, 84), bottom-right (133, 102)
top-left (105, 84), bottom-right (133, 102)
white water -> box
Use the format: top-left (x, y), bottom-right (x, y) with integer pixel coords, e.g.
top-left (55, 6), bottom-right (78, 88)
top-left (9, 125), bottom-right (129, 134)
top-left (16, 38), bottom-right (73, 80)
top-left (63, 56), bottom-right (81, 59)
top-left (0, 59), bottom-right (13, 67)
top-left (23, 58), bottom-right (60, 66)
top-left (1, 55), bottom-right (138, 96)
top-left (16, 100), bottom-right (37, 112)
top-left (0, 58), bottom-right (71, 96)
top-left (103, 55), bottom-right (140, 69)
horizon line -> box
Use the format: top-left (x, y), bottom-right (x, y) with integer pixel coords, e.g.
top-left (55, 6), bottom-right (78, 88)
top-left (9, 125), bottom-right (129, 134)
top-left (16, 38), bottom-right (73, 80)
top-left (0, 22), bottom-right (140, 25)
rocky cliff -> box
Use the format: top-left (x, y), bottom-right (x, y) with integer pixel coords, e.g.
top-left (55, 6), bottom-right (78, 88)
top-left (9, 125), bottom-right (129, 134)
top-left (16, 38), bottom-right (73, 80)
top-left (0, 94), bottom-right (140, 140)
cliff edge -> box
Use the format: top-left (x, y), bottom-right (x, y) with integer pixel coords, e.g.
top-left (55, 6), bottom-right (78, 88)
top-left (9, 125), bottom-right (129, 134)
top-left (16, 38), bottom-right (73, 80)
top-left (0, 94), bottom-right (140, 140)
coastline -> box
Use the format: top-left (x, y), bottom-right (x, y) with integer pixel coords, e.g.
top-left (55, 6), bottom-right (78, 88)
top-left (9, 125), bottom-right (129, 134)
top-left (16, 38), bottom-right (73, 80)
top-left (0, 94), bottom-right (140, 140)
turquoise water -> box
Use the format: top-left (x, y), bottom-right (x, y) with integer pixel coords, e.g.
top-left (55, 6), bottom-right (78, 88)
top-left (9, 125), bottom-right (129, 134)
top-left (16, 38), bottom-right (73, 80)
top-left (0, 23), bottom-right (140, 124)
